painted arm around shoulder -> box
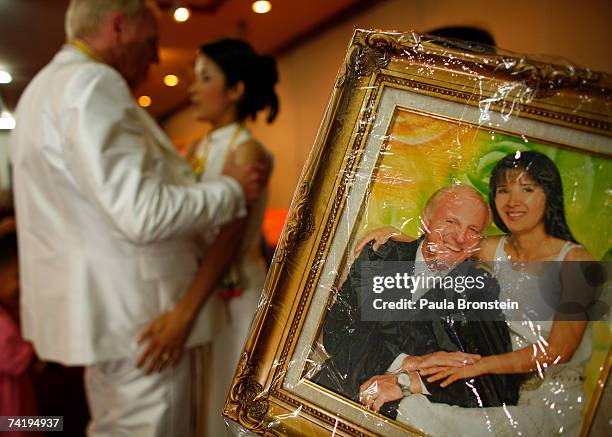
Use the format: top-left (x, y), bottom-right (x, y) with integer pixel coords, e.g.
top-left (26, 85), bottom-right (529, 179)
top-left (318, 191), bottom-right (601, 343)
top-left (354, 226), bottom-right (411, 257)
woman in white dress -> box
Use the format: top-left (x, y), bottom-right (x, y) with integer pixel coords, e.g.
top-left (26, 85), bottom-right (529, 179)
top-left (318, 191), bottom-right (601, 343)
top-left (137, 39), bottom-right (278, 436)
top-left (357, 151), bottom-right (595, 435)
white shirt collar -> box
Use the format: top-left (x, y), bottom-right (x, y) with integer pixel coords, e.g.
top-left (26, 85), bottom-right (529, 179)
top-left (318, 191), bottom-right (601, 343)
top-left (415, 239), bottom-right (426, 267)
top-left (208, 122), bottom-right (241, 144)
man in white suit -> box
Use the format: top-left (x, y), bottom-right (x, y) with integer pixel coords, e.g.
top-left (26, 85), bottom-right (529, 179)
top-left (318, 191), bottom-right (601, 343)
top-left (10, 1), bottom-right (265, 435)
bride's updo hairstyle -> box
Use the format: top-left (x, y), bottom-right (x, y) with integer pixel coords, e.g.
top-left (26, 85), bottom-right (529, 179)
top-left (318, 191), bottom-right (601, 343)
top-left (199, 38), bottom-right (279, 123)
top-left (489, 151), bottom-right (577, 242)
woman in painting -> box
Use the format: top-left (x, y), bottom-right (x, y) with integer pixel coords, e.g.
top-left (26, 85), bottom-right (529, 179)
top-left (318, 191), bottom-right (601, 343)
top-left (137, 38), bottom-right (278, 436)
top-left (359, 151), bottom-right (595, 435)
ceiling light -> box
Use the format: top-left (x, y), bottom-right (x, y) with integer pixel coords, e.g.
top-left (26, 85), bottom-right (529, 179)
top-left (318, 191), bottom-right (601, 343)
top-left (0, 112), bottom-right (15, 130)
top-left (138, 96), bottom-right (152, 108)
top-left (0, 71), bottom-right (12, 84)
top-left (173, 6), bottom-right (191, 22)
top-left (252, 1), bottom-right (271, 14)
top-left (163, 74), bottom-right (179, 87)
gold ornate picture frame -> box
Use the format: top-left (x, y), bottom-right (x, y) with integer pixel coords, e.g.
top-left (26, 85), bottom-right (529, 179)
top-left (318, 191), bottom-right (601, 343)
top-left (223, 29), bottom-right (611, 436)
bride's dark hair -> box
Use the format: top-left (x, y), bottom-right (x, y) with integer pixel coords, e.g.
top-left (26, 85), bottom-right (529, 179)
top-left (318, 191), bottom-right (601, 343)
top-left (489, 151), bottom-right (577, 242)
top-left (199, 38), bottom-right (279, 123)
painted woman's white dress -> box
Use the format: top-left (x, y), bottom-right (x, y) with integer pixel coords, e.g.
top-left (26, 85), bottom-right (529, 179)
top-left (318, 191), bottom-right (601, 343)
top-left (395, 236), bottom-right (592, 436)
top-left (191, 122), bottom-right (270, 436)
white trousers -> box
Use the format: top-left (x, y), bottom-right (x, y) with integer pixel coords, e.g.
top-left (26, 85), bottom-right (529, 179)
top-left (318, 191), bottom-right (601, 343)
top-left (84, 351), bottom-right (193, 437)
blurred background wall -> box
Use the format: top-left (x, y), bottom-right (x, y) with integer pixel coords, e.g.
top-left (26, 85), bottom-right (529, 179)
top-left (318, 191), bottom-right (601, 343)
top-left (161, 0), bottom-right (612, 213)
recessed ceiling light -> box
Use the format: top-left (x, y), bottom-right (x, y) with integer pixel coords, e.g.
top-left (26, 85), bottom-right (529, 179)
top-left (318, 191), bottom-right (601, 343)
top-left (138, 96), bottom-right (152, 107)
top-left (163, 74), bottom-right (179, 87)
top-left (0, 71), bottom-right (12, 84)
top-left (173, 6), bottom-right (191, 22)
top-left (252, 1), bottom-right (271, 14)
top-left (0, 112), bottom-right (16, 130)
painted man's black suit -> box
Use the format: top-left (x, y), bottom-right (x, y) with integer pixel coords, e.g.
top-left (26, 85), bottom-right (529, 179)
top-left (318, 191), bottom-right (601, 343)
top-left (313, 239), bottom-right (521, 417)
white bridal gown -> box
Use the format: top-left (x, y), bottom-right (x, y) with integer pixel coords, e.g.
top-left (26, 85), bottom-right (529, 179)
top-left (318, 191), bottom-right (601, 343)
top-left (191, 122), bottom-right (270, 436)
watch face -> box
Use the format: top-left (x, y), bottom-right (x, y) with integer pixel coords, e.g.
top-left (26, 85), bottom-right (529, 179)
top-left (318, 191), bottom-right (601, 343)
top-left (397, 372), bottom-right (411, 388)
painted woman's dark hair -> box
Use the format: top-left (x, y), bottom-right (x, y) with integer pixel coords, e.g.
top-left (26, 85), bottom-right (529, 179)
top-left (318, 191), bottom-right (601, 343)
top-left (489, 151), bottom-right (577, 242)
top-left (199, 38), bottom-right (279, 123)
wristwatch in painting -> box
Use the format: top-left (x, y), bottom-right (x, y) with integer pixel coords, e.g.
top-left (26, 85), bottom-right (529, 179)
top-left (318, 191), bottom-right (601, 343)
top-left (397, 372), bottom-right (412, 396)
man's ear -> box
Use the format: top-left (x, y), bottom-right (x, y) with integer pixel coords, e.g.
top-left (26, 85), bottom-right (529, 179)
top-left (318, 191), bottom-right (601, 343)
top-left (421, 212), bottom-right (429, 227)
top-left (109, 11), bottom-right (127, 40)
top-left (420, 213), bottom-right (431, 235)
top-left (228, 81), bottom-right (245, 103)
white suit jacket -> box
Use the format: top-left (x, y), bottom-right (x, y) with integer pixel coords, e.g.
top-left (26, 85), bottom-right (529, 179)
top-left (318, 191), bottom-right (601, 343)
top-left (10, 46), bottom-right (246, 365)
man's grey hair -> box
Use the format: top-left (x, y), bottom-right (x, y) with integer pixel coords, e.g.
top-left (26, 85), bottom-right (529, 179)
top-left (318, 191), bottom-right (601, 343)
top-left (422, 184), bottom-right (491, 225)
top-left (65, 0), bottom-right (152, 40)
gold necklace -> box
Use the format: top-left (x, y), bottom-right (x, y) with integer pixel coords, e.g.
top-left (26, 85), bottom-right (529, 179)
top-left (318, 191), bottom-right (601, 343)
top-left (68, 39), bottom-right (103, 63)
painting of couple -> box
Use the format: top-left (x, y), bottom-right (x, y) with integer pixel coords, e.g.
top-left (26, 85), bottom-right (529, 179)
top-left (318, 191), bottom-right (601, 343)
top-left (312, 108), bottom-right (609, 435)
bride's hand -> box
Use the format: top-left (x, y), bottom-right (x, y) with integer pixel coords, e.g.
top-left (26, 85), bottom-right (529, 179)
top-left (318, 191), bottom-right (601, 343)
top-left (420, 362), bottom-right (484, 387)
top-left (137, 308), bottom-right (193, 375)
top-left (353, 226), bottom-right (405, 257)
top-left (401, 351), bottom-right (481, 373)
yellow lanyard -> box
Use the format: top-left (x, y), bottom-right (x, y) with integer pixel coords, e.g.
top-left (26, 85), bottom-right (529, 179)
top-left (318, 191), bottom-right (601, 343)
top-left (68, 39), bottom-right (104, 63)
top-left (190, 124), bottom-right (242, 176)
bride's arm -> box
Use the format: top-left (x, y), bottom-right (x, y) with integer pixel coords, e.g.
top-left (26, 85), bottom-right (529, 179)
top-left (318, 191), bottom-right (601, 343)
top-left (422, 320), bottom-right (587, 387)
top-left (165, 218), bottom-right (247, 325)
